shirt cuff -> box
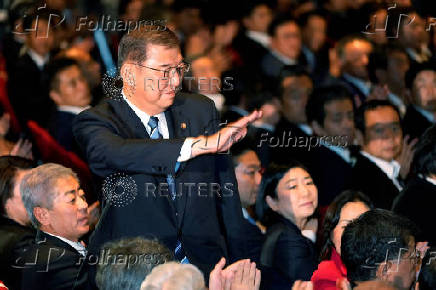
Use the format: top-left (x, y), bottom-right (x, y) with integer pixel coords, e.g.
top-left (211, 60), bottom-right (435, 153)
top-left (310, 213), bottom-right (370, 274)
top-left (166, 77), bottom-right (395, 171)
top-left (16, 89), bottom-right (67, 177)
top-left (301, 230), bottom-right (316, 243)
top-left (177, 138), bottom-right (193, 162)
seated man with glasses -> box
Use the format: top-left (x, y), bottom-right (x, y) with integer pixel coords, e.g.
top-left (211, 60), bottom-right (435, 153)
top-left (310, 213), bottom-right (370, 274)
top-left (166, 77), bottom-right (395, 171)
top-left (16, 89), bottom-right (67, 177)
top-left (73, 26), bottom-right (262, 287)
top-left (351, 100), bottom-right (404, 209)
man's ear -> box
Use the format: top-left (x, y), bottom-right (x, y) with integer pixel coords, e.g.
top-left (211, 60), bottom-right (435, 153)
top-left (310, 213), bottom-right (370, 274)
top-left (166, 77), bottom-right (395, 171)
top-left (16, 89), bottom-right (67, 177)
top-left (33, 207), bottom-right (50, 227)
top-left (266, 196), bottom-right (278, 212)
top-left (311, 121), bottom-right (325, 137)
top-left (49, 90), bottom-right (62, 104)
top-left (376, 261), bottom-right (393, 281)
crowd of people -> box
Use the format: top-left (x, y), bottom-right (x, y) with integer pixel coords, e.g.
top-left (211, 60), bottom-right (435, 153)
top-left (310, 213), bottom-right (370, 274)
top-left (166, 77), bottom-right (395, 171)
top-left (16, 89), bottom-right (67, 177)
top-left (0, 0), bottom-right (435, 289)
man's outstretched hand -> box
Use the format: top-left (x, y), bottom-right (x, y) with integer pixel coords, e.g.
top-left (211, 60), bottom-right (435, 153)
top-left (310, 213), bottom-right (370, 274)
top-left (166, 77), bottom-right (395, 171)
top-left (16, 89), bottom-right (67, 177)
top-left (190, 111), bottom-right (262, 158)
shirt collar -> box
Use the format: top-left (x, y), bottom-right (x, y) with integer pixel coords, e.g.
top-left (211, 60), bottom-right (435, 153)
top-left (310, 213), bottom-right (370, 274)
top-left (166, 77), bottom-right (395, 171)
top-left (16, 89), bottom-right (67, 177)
top-left (388, 93), bottom-right (406, 117)
top-left (44, 231), bottom-right (87, 257)
top-left (405, 47), bottom-right (432, 63)
top-left (122, 92), bottom-right (167, 137)
top-left (321, 141), bottom-right (351, 164)
top-left (297, 124), bottom-right (313, 136)
top-left (58, 105), bottom-right (90, 115)
top-left (342, 73), bottom-right (371, 96)
top-left (270, 49), bottom-right (296, 65)
top-left (27, 49), bottom-right (49, 70)
top-left (414, 105), bottom-right (435, 123)
top-left (425, 176), bottom-right (436, 186)
top-left (246, 30), bottom-right (271, 48)
top-left (360, 151), bottom-right (402, 190)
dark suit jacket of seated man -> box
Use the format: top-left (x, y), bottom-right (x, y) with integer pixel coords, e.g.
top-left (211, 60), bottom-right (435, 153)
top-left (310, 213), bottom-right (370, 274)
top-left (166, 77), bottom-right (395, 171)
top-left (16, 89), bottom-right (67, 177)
top-left (72, 27), bottom-right (259, 280)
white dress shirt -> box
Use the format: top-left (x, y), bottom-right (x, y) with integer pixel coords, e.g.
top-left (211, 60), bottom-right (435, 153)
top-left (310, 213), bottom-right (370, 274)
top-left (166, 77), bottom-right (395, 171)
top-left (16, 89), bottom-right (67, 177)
top-left (27, 49), bottom-right (49, 70)
top-left (58, 105), bottom-right (90, 115)
top-left (122, 93), bottom-right (193, 162)
top-left (246, 30), bottom-right (271, 48)
top-left (44, 232), bottom-right (87, 257)
top-left (320, 141), bottom-right (352, 164)
top-left (360, 151), bottom-right (402, 191)
top-left (297, 124), bottom-right (313, 136)
top-left (342, 73), bottom-right (371, 97)
top-left (415, 106), bottom-right (436, 123)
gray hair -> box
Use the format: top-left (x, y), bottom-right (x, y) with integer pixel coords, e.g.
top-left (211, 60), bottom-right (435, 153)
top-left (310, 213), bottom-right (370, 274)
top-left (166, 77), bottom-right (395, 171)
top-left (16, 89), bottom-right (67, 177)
top-left (140, 262), bottom-right (206, 290)
top-left (20, 163), bottom-right (78, 228)
top-left (117, 26), bottom-right (179, 68)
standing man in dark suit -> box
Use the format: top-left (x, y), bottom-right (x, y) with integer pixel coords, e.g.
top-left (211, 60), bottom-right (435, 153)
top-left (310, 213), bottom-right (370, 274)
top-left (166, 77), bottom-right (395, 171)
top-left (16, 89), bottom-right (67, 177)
top-left (73, 26), bottom-right (261, 281)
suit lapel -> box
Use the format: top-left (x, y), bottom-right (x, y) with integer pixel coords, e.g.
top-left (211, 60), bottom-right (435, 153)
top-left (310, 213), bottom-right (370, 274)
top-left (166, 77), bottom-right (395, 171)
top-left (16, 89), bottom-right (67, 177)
top-left (108, 98), bottom-right (149, 139)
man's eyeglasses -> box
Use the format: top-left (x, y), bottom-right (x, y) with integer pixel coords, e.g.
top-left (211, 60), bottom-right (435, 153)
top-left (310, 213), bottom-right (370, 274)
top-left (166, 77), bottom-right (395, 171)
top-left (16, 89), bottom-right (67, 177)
top-left (131, 61), bottom-right (190, 78)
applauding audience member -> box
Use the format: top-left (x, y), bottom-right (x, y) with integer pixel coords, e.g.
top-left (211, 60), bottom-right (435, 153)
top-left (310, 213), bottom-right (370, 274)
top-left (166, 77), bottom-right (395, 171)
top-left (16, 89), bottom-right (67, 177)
top-left (257, 162), bottom-right (318, 289)
top-left (393, 125), bottom-right (436, 246)
top-left (312, 190), bottom-right (373, 290)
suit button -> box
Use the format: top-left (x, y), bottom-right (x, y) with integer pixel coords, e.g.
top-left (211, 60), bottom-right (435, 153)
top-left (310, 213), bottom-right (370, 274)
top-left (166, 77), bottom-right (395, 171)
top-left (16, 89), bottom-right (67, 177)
top-left (175, 213), bottom-right (178, 216)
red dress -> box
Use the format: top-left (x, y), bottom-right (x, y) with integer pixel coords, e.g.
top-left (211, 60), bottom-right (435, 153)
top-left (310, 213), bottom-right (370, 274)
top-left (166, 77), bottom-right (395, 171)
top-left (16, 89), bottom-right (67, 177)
top-left (311, 248), bottom-right (347, 290)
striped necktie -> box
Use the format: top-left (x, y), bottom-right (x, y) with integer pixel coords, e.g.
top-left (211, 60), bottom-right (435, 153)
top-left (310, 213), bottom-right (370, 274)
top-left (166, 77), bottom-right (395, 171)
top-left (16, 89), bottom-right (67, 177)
top-left (147, 116), bottom-right (188, 263)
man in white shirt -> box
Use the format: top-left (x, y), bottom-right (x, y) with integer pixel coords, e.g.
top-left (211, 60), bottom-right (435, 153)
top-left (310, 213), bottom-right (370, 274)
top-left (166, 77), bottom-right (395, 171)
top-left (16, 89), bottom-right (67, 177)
top-left (352, 100), bottom-right (404, 209)
top-left (18, 163), bottom-right (90, 290)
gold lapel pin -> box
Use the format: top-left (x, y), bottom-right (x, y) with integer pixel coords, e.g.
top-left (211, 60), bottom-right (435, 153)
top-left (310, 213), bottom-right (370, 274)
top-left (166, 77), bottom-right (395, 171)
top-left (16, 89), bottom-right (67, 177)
top-left (181, 122), bottom-right (187, 129)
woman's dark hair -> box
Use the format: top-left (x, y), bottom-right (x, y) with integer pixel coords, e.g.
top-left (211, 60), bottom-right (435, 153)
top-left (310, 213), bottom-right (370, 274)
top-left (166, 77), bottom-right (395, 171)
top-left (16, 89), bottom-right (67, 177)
top-left (319, 190), bottom-right (374, 261)
top-left (0, 156), bottom-right (34, 217)
top-left (256, 161), bottom-right (316, 227)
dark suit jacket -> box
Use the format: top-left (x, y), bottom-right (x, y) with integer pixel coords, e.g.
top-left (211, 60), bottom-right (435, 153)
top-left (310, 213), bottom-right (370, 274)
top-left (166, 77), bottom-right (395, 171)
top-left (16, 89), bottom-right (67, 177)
top-left (308, 145), bottom-right (354, 206)
top-left (7, 53), bottom-right (53, 128)
top-left (0, 217), bottom-right (35, 290)
top-left (402, 105), bottom-right (434, 141)
top-left (269, 118), bottom-right (313, 168)
top-left (73, 93), bottom-right (245, 277)
top-left (232, 33), bottom-right (269, 72)
top-left (17, 231), bottom-right (87, 290)
top-left (262, 217), bottom-right (317, 289)
top-left (339, 76), bottom-right (368, 108)
top-left (393, 177), bottom-right (436, 245)
top-left (235, 213), bottom-right (264, 264)
top-left (351, 153), bottom-right (401, 209)
top-left (49, 110), bottom-right (82, 156)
